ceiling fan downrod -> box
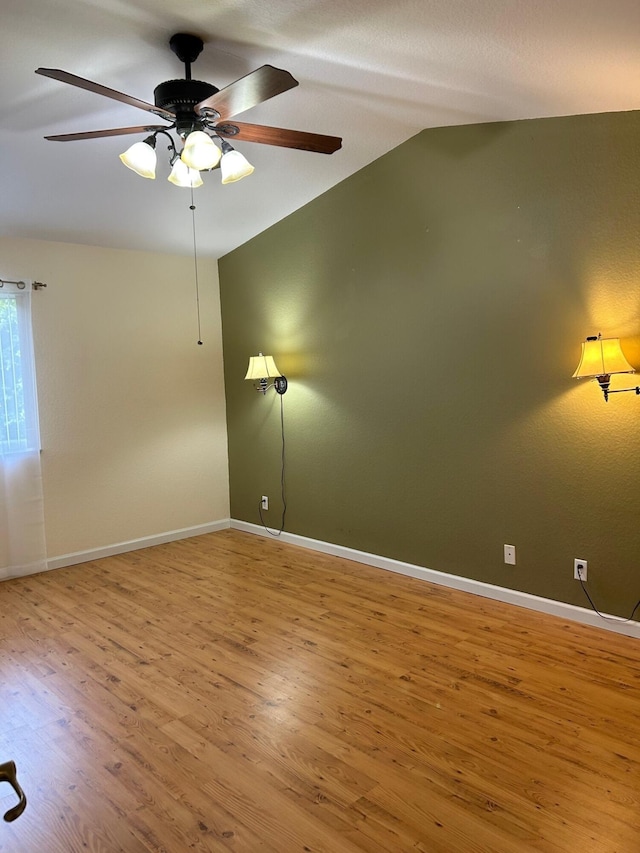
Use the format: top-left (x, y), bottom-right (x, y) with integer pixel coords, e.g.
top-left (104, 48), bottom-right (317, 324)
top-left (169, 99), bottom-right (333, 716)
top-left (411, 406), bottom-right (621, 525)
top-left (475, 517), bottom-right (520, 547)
top-left (169, 32), bottom-right (204, 81)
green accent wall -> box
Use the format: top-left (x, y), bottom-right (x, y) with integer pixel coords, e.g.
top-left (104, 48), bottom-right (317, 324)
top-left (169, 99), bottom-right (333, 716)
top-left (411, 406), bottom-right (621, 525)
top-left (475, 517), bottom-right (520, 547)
top-left (219, 110), bottom-right (640, 618)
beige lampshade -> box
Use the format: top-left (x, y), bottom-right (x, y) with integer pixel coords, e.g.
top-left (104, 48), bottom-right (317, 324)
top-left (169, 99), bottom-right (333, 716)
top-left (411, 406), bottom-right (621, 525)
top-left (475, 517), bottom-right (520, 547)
top-left (245, 353), bottom-right (282, 380)
top-left (573, 336), bottom-right (635, 378)
top-left (119, 139), bottom-right (157, 179)
top-left (181, 131), bottom-right (221, 171)
top-left (220, 149), bottom-right (255, 184)
top-left (168, 158), bottom-right (203, 188)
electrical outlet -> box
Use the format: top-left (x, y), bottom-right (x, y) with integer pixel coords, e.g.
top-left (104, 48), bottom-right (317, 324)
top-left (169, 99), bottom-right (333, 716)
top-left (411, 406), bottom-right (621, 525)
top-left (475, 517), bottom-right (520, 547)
top-left (574, 558), bottom-right (588, 581)
top-left (261, 495), bottom-right (269, 511)
top-left (504, 544), bottom-right (516, 565)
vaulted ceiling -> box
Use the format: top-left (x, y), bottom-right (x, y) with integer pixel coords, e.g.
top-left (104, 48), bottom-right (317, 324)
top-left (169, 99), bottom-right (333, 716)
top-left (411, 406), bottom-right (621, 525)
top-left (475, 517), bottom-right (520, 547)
top-left (2, 0), bottom-right (639, 258)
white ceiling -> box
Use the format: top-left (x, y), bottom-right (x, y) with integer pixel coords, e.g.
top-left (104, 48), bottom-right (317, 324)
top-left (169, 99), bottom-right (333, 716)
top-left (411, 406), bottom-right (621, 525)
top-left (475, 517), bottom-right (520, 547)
top-left (2, 0), bottom-right (639, 259)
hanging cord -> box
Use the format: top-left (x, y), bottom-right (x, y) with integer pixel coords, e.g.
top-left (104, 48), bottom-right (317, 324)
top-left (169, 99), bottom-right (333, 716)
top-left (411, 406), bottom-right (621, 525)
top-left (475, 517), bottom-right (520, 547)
top-left (190, 186), bottom-right (203, 345)
top-left (258, 391), bottom-right (287, 536)
top-left (577, 569), bottom-right (640, 624)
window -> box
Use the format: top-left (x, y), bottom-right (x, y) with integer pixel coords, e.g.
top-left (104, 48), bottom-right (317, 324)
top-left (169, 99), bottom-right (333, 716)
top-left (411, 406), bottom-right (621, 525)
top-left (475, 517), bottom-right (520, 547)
top-left (0, 284), bottom-right (40, 454)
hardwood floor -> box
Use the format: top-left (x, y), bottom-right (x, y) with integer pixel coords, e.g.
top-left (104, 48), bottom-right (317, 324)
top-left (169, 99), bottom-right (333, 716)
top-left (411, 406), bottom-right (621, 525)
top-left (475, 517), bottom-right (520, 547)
top-left (1, 529), bottom-right (639, 852)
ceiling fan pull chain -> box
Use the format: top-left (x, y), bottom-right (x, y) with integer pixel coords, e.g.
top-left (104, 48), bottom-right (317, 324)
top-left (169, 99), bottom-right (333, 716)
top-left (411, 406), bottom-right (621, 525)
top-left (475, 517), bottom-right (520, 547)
top-left (190, 187), bottom-right (203, 345)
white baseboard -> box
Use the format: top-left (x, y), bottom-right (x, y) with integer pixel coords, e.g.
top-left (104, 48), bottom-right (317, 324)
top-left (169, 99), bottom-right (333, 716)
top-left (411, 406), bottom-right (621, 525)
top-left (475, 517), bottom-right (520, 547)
top-left (47, 519), bottom-right (231, 571)
top-left (231, 519), bottom-right (640, 640)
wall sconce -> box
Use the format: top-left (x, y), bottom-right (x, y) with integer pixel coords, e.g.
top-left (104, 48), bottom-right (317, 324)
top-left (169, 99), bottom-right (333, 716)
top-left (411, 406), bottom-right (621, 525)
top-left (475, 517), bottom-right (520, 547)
top-left (245, 352), bottom-right (288, 395)
top-left (573, 333), bottom-right (638, 402)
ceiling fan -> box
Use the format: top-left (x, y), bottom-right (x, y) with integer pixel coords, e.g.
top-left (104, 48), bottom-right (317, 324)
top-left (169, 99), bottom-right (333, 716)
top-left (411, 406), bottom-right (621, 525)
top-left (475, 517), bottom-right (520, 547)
top-left (35, 33), bottom-right (342, 187)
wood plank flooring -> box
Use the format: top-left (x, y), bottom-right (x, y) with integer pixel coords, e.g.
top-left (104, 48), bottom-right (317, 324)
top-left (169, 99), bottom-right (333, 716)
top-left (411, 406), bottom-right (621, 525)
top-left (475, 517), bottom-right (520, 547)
top-left (1, 529), bottom-right (639, 852)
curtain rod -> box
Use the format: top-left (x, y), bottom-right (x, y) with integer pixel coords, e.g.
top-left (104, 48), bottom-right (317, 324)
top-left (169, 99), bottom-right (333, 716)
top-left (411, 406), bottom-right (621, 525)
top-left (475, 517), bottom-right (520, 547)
top-left (0, 279), bottom-right (47, 290)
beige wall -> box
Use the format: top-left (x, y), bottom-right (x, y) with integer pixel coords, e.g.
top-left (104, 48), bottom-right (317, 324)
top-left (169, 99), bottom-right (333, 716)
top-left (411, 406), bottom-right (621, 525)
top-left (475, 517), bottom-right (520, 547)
top-left (0, 236), bottom-right (229, 558)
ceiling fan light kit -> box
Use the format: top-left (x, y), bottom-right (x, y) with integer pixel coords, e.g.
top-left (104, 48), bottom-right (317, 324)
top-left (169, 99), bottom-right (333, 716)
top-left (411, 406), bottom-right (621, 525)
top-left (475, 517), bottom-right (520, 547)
top-left (36, 32), bottom-right (342, 190)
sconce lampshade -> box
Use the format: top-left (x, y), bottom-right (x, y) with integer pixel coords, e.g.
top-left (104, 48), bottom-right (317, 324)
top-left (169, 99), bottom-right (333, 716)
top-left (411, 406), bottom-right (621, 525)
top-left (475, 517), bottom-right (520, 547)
top-left (245, 353), bottom-right (282, 380)
top-left (572, 335), bottom-right (635, 379)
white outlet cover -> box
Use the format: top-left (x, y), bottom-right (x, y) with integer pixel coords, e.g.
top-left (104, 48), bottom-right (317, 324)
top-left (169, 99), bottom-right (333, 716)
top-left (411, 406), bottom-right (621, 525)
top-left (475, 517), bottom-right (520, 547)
top-left (574, 558), bottom-right (588, 580)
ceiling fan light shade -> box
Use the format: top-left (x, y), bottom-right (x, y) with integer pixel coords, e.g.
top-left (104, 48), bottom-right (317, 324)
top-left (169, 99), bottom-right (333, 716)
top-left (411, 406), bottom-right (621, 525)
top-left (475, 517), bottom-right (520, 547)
top-left (220, 147), bottom-right (255, 184)
top-left (181, 131), bottom-right (221, 170)
top-left (119, 137), bottom-right (157, 179)
top-left (168, 158), bottom-right (203, 188)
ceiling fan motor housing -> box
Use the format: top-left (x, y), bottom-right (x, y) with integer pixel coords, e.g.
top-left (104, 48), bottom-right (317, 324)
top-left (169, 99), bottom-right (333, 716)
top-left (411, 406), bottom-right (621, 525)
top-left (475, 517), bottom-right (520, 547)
top-left (154, 79), bottom-right (219, 136)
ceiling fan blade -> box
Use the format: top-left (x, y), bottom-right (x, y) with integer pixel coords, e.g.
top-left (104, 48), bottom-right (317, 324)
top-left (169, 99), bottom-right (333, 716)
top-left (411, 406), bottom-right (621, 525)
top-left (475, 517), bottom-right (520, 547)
top-left (215, 121), bottom-right (342, 154)
top-left (35, 68), bottom-right (175, 121)
top-left (195, 65), bottom-right (298, 121)
top-left (44, 125), bottom-right (171, 142)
